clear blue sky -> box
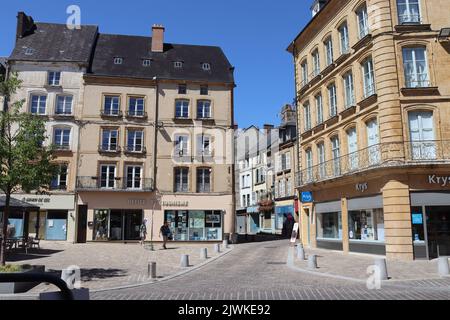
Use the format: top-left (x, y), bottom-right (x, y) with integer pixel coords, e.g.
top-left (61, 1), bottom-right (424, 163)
top-left (0, 0), bottom-right (311, 128)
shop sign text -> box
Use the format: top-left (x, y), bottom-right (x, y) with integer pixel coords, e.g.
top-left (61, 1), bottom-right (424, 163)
top-left (428, 175), bottom-right (450, 187)
top-left (162, 201), bottom-right (189, 208)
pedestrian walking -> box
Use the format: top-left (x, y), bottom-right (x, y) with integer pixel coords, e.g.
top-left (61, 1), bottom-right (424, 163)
top-left (139, 219), bottom-right (148, 245)
top-left (159, 221), bottom-right (172, 250)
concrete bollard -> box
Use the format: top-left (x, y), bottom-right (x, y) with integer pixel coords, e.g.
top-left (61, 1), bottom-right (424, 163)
top-left (200, 248), bottom-right (208, 260)
top-left (180, 255), bottom-right (190, 268)
top-left (222, 240), bottom-right (229, 249)
top-left (297, 246), bottom-right (306, 261)
top-left (375, 258), bottom-right (389, 281)
top-left (148, 262), bottom-right (157, 279)
top-left (438, 257), bottom-right (450, 276)
top-left (214, 244), bottom-right (221, 253)
top-left (308, 255), bottom-right (318, 269)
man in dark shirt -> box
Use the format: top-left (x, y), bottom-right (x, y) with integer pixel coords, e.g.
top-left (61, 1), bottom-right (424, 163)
top-left (159, 221), bottom-right (171, 250)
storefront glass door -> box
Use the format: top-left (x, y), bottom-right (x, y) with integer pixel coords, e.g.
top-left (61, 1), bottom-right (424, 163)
top-left (426, 206), bottom-right (450, 258)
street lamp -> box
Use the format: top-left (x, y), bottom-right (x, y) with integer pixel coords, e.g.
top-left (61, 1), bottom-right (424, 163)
top-left (148, 189), bottom-right (161, 251)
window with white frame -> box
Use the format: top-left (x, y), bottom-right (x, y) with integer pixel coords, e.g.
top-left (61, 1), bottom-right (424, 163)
top-left (53, 128), bottom-right (71, 149)
top-left (197, 100), bottom-right (212, 119)
top-left (175, 168), bottom-right (189, 192)
top-left (367, 119), bottom-right (380, 165)
top-left (403, 47), bottom-right (429, 88)
top-left (339, 22), bottom-right (350, 54)
top-left (312, 50), bottom-right (321, 77)
top-left (101, 129), bottom-right (119, 151)
top-left (174, 61), bottom-right (183, 68)
top-left (315, 93), bottom-right (323, 125)
top-left (306, 149), bottom-right (313, 182)
top-left (114, 57), bottom-right (123, 65)
top-left (347, 127), bottom-right (358, 170)
top-left (317, 143), bottom-right (326, 179)
top-left (301, 61), bottom-right (308, 86)
top-left (331, 136), bottom-right (341, 176)
top-left (103, 95), bottom-right (120, 115)
top-left (286, 178), bottom-right (292, 197)
top-left (127, 130), bottom-right (144, 152)
top-left (197, 168), bottom-right (211, 193)
top-left (197, 135), bottom-right (211, 156)
top-left (51, 164), bottom-right (68, 190)
top-left (126, 165), bottom-right (142, 189)
top-left (279, 179), bottom-right (285, 198)
top-left (303, 102), bottom-right (312, 131)
top-left (56, 95), bottom-right (73, 115)
top-left (397, 0), bottom-right (421, 24)
top-left (202, 63), bottom-right (211, 71)
top-left (343, 72), bottom-right (355, 108)
top-left (174, 135), bottom-right (189, 156)
top-left (175, 100), bottom-right (189, 118)
top-left (328, 83), bottom-right (337, 117)
top-left (325, 37), bottom-right (334, 66)
top-left (142, 59), bottom-right (151, 67)
top-left (362, 58), bottom-right (375, 98)
top-left (408, 111), bottom-right (436, 160)
top-left (48, 72), bottom-right (61, 86)
top-left (30, 94), bottom-right (47, 115)
top-left (356, 4), bottom-right (369, 39)
top-left (128, 97), bottom-right (145, 116)
top-left (100, 165), bottom-right (116, 189)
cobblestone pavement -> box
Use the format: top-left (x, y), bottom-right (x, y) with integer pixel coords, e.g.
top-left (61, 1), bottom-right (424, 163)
top-left (5, 241), bottom-right (226, 293)
top-left (92, 241), bottom-right (450, 300)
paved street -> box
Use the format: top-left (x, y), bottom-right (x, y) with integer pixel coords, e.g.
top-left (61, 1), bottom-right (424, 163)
top-left (92, 241), bottom-right (450, 300)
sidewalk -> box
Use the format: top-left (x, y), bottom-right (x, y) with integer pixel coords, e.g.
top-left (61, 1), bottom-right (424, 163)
top-left (4, 241), bottom-right (231, 293)
top-left (292, 246), bottom-right (449, 282)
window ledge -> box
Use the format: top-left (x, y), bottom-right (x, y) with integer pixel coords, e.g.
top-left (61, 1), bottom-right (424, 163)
top-left (172, 118), bottom-right (193, 124)
top-left (340, 105), bottom-right (357, 119)
top-left (301, 129), bottom-right (313, 140)
top-left (334, 52), bottom-right (351, 66)
top-left (401, 87), bottom-right (440, 96)
top-left (394, 24), bottom-right (431, 32)
top-left (324, 115), bottom-right (339, 127)
top-left (358, 94), bottom-right (378, 110)
top-left (352, 34), bottom-right (372, 52)
top-left (53, 114), bottom-right (75, 120)
top-left (312, 123), bottom-right (325, 134)
top-left (321, 63), bottom-right (336, 77)
top-left (44, 85), bottom-right (63, 90)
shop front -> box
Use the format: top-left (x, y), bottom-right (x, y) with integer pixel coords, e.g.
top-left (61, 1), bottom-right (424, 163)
top-left (275, 202), bottom-right (296, 234)
top-left (315, 200), bottom-right (342, 251)
top-left (247, 206), bottom-right (260, 235)
top-left (18, 194), bottom-right (76, 242)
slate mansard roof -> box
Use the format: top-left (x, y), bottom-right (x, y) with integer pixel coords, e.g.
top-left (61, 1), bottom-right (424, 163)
top-left (90, 34), bottom-right (234, 83)
top-left (10, 23), bottom-right (99, 64)
top-left (9, 17), bottom-right (234, 84)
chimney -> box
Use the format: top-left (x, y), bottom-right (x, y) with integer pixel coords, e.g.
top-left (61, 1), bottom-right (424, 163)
top-left (151, 24), bottom-right (165, 53)
top-left (16, 12), bottom-right (36, 41)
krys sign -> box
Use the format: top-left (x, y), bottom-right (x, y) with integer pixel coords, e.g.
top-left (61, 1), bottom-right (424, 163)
top-left (428, 175), bottom-right (450, 187)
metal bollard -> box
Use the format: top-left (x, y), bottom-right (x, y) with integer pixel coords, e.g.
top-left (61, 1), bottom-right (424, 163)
top-left (308, 255), bottom-right (318, 269)
top-left (200, 248), bottom-right (208, 260)
top-left (180, 255), bottom-right (190, 268)
top-left (438, 257), bottom-right (450, 276)
top-left (297, 246), bottom-right (305, 261)
top-left (222, 240), bottom-right (229, 249)
top-left (214, 244), bottom-right (221, 253)
top-left (148, 262), bottom-right (157, 279)
top-left (374, 258), bottom-right (389, 281)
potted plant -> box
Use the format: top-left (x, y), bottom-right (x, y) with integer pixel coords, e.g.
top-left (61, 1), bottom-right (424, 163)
top-left (0, 264), bottom-right (46, 294)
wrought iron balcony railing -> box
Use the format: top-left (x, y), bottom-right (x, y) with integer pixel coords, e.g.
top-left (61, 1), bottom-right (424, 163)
top-left (296, 141), bottom-right (450, 188)
top-left (76, 176), bottom-right (154, 191)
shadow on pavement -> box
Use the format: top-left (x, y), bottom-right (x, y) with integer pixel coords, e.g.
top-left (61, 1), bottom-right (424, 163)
top-left (46, 268), bottom-right (128, 282)
top-left (6, 249), bottom-right (64, 262)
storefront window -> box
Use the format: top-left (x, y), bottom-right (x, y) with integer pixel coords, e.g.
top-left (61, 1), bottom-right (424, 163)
top-left (411, 206), bottom-right (425, 242)
top-left (94, 209), bottom-right (109, 241)
top-left (349, 209), bottom-right (384, 241)
top-left (317, 212), bottom-right (342, 239)
top-left (165, 210), bottom-right (222, 241)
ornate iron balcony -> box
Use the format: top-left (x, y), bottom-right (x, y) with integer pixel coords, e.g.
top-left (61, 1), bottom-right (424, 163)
top-left (296, 141), bottom-right (450, 188)
top-left (76, 176), bottom-right (154, 192)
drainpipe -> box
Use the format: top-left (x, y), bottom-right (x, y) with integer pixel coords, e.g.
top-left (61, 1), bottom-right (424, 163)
top-left (152, 77), bottom-right (159, 191)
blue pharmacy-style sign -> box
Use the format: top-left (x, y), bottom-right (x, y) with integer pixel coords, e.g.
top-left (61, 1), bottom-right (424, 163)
top-left (412, 213), bottom-right (423, 225)
top-left (301, 192), bottom-right (313, 203)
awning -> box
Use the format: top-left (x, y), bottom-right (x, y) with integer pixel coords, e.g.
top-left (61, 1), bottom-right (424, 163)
top-left (0, 196), bottom-right (40, 211)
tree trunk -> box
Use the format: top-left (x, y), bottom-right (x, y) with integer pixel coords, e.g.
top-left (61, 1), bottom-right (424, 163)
top-left (0, 192), bottom-right (11, 266)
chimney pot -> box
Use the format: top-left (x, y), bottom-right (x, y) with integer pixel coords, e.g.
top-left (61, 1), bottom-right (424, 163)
top-left (152, 24), bottom-right (165, 53)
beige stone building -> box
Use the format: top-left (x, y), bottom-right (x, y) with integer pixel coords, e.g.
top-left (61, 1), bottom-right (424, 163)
top-left (288, 0), bottom-right (450, 260)
top-left (5, 13), bottom-right (235, 243)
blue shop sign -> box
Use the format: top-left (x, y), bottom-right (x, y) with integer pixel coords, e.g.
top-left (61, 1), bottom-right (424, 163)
top-left (301, 192), bottom-right (313, 203)
top-left (412, 213), bottom-right (423, 225)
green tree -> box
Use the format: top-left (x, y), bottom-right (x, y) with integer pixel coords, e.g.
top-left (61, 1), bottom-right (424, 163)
top-left (0, 73), bottom-right (58, 266)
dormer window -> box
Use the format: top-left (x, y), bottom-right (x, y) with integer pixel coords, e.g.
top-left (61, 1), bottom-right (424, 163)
top-left (48, 72), bottom-right (61, 86)
top-left (114, 57), bottom-right (123, 65)
top-left (174, 61), bottom-right (183, 69)
top-left (202, 63), bottom-right (211, 71)
top-left (24, 48), bottom-right (34, 56)
top-left (142, 59), bottom-right (151, 67)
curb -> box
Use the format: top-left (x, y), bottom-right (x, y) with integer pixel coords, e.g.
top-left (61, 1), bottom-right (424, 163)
top-left (0, 245), bottom-right (234, 299)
